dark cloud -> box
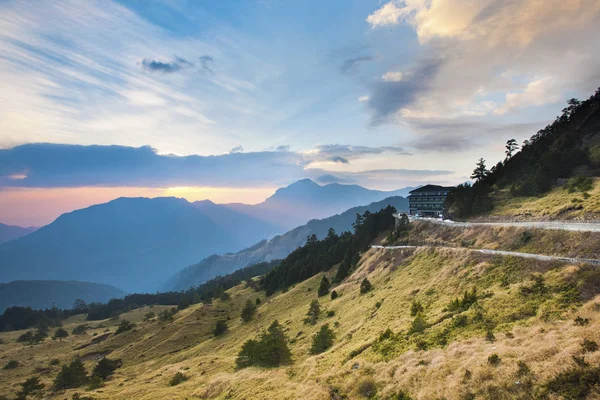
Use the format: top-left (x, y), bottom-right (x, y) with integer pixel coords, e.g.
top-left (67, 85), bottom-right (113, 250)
top-left (367, 59), bottom-right (441, 125)
top-left (140, 56), bottom-right (193, 74)
top-left (229, 145), bottom-right (243, 154)
top-left (199, 55), bottom-right (214, 74)
top-left (315, 174), bottom-right (355, 185)
top-left (275, 145), bottom-right (290, 152)
top-left (340, 55), bottom-right (373, 75)
top-left (328, 156), bottom-right (349, 164)
top-left (0, 143), bottom-right (304, 188)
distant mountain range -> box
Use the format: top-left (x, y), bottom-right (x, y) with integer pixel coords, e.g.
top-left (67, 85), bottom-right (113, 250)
top-left (167, 196), bottom-right (408, 291)
top-left (0, 180), bottom-right (410, 293)
top-left (0, 223), bottom-right (37, 245)
top-left (0, 280), bottom-right (125, 312)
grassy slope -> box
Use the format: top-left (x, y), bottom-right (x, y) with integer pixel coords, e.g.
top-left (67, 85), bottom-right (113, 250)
top-left (1, 235), bottom-right (600, 399)
top-left (484, 177), bottom-right (600, 221)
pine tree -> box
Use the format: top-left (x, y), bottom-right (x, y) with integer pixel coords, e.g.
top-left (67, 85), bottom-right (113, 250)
top-left (241, 299), bottom-right (257, 322)
top-left (92, 357), bottom-right (122, 380)
top-left (304, 300), bottom-right (321, 325)
top-left (16, 376), bottom-right (44, 400)
top-left (470, 158), bottom-right (488, 182)
top-left (213, 320), bottom-right (228, 336)
top-left (505, 139), bottom-right (518, 159)
top-left (309, 324), bottom-right (335, 354)
top-left (53, 328), bottom-right (69, 341)
top-left (360, 278), bottom-right (372, 294)
top-left (53, 359), bottom-right (89, 389)
top-left (317, 276), bottom-right (330, 297)
top-left (236, 320), bottom-right (291, 368)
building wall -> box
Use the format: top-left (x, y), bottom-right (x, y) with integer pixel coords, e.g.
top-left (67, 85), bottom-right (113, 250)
top-left (408, 190), bottom-right (450, 217)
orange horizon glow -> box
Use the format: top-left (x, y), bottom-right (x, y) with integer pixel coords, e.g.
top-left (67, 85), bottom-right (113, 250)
top-left (0, 186), bottom-right (278, 227)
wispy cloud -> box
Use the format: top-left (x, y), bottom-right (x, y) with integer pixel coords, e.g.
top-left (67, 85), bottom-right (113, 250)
top-left (141, 57), bottom-right (193, 74)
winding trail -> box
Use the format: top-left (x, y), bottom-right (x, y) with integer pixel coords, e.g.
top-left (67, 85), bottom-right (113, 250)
top-left (420, 219), bottom-right (600, 233)
top-left (371, 245), bottom-right (600, 266)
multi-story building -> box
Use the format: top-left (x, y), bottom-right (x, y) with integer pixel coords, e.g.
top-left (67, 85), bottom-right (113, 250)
top-left (408, 185), bottom-right (455, 217)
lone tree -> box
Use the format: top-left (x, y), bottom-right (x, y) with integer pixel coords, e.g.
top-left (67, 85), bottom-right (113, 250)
top-left (470, 158), bottom-right (488, 182)
top-left (236, 320), bottom-right (291, 368)
top-left (309, 324), bottom-right (335, 354)
top-left (16, 376), bottom-right (44, 400)
top-left (92, 357), bottom-right (122, 380)
top-left (505, 139), bottom-right (519, 159)
top-left (53, 328), bottom-right (69, 341)
top-left (317, 276), bottom-right (331, 297)
top-left (241, 299), bottom-right (257, 322)
top-left (213, 320), bottom-right (228, 337)
top-left (304, 300), bottom-right (321, 325)
top-left (115, 320), bottom-right (135, 335)
top-left (53, 358), bottom-right (89, 390)
top-left (360, 278), bottom-right (372, 294)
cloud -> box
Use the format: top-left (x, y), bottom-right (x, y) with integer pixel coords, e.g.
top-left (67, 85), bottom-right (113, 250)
top-left (229, 145), bottom-right (244, 154)
top-left (199, 55), bottom-right (214, 74)
top-left (494, 77), bottom-right (561, 115)
top-left (382, 71), bottom-right (404, 82)
top-left (311, 168), bottom-right (455, 189)
top-left (141, 57), bottom-right (193, 74)
top-left (366, 2), bottom-right (404, 28)
top-left (328, 156), bottom-right (350, 164)
top-left (340, 55), bottom-right (373, 74)
top-left (275, 145), bottom-right (290, 152)
top-left (358, 96), bottom-right (370, 102)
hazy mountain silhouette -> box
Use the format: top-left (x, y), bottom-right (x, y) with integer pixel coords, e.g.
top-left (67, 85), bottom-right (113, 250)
top-left (0, 280), bottom-right (125, 312)
top-left (0, 223), bottom-right (37, 245)
top-left (0, 197), bottom-right (280, 292)
top-left (224, 179), bottom-right (413, 230)
top-left (167, 196), bottom-right (408, 291)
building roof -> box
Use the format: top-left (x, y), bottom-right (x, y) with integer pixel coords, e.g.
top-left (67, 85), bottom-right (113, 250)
top-left (409, 184), bottom-right (455, 194)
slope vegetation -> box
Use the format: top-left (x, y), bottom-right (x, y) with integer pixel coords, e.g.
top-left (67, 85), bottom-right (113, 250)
top-left (1, 224), bottom-right (599, 399)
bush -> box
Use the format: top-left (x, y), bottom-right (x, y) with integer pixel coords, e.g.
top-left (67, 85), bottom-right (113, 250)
top-left (50, 359), bottom-right (60, 366)
top-left (488, 354), bottom-right (501, 366)
top-left (255, 297), bottom-right (261, 305)
top-left (3, 360), bottom-right (19, 370)
top-left (54, 359), bottom-right (89, 389)
top-left (453, 314), bottom-right (468, 328)
top-left (516, 361), bottom-right (530, 377)
top-left (92, 357), bottom-right (122, 380)
top-left (355, 377), bottom-right (377, 398)
top-left (53, 328), bottom-right (69, 341)
top-left (169, 372), bottom-right (188, 386)
top-left (485, 331), bottom-right (496, 343)
top-left (330, 290), bottom-right (339, 300)
top-left (158, 308), bottom-right (177, 322)
top-left (409, 313), bottom-right (427, 334)
top-left (566, 175), bottom-right (593, 193)
top-left (360, 278), bottom-right (372, 294)
top-left (16, 376), bottom-right (44, 400)
top-left (241, 299), bottom-right (257, 322)
top-left (236, 320), bottom-right (292, 368)
top-left (574, 316), bottom-right (590, 326)
top-left (115, 320), bottom-right (135, 335)
top-left (304, 300), bottom-right (321, 325)
top-left (143, 312), bottom-right (156, 321)
top-left (447, 289), bottom-right (478, 312)
top-left (71, 324), bottom-right (88, 335)
top-left (213, 320), bottom-right (228, 337)
top-left (318, 276), bottom-right (331, 297)
top-left (582, 339), bottom-right (598, 353)
top-left (544, 366), bottom-right (600, 399)
top-left (309, 324), bottom-right (335, 354)
top-left (410, 300), bottom-right (423, 316)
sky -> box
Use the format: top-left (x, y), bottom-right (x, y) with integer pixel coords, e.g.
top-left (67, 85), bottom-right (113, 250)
top-left (1, 0), bottom-right (599, 227)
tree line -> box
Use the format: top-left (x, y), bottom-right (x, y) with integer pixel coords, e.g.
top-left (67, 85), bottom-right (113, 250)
top-left (445, 87), bottom-right (600, 219)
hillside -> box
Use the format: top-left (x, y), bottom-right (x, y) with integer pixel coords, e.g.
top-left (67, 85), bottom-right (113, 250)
top-left (0, 280), bottom-right (125, 312)
top-left (0, 223), bottom-right (37, 245)
top-left (167, 196), bottom-right (408, 291)
top-left (1, 221), bottom-right (599, 399)
top-left (0, 197), bottom-right (280, 293)
top-left (446, 88), bottom-right (600, 221)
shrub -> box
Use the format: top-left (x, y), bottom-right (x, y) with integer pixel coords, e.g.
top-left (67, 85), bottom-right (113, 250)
top-left (309, 324), bottom-right (335, 354)
top-left (410, 300), bottom-right (423, 316)
top-left (53, 328), bottom-right (69, 341)
top-left (71, 324), bottom-right (88, 335)
top-left (390, 391), bottom-right (413, 400)
top-left (453, 314), bottom-right (468, 328)
top-left (330, 290), bottom-right (339, 300)
top-left (360, 278), bottom-right (372, 294)
top-left (255, 297), bottom-right (261, 305)
top-left (520, 276), bottom-right (548, 296)
top-left (169, 372), bottom-right (188, 386)
top-left (92, 358), bottom-right (122, 380)
top-left (54, 359), bottom-right (89, 389)
top-left (16, 376), bottom-right (44, 400)
top-left (219, 291), bottom-right (230, 301)
top-left (409, 313), bottom-right (427, 334)
top-left (485, 331), bottom-right (496, 343)
top-left (355, 377), bottom-right (377, 398)
top-left (115, 320), bottom-right (135, 335)
top-left (241, 299), bottom-right (257, 322)
top-left (582, 339), bottom-right (599, 353)
top-left (304, 300), bottom-right (321, 325)
top-left (143, 312), bottom-right (156, 321)
top-left (318, 276), bottom-right (331, 297)
top-left (236, 320), bottom-right (292, 368)
top-left (516, 361), bottom-right (530, 377)
top-left (158, 308), bottom-right (177, 322)
top-left (574, 316), bottom-right (590, 326)
top-left (544, 365), bottom-right (600, 399)
top-left (213, 320), bottom-right (228, 337)
top-left (447, 289), bottom-right (478, 312)
top-left (50, 359), bottom-right (60, 366)
top-left (488, 354), bottom-right (501, 366)
top-left (326, 310), bottom-right (335, 317)
top-left (87, 375), bottom-right (104, 390)
top-left (3, 360), bottom-right (19, 370)
top-left (16, 329), bottom-right (47, 345)
top-left (566, 175), bottom-right (593, 193)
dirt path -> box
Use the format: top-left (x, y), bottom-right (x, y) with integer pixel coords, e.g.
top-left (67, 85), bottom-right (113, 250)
top-left (371, 245), bottom-right (600, 266)
top-left (424, 219), bottom-right (600, 232)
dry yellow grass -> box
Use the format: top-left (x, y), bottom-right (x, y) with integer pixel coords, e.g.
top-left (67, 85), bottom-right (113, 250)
top-left (1, 245), bottom-right (599, 399)
top-left (488, 177), bottom-right (600, 220)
